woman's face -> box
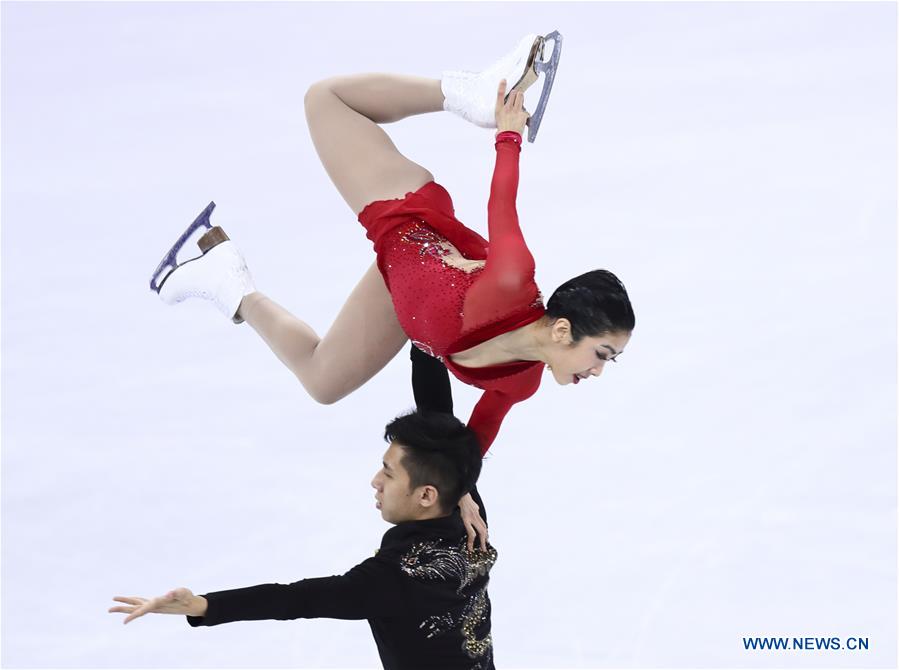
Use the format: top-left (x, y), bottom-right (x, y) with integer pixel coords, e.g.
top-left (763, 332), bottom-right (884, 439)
top-left (545, 324), bottom-right (631, 386)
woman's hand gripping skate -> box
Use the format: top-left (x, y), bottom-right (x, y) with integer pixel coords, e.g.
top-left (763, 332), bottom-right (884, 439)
top-left (459, 492), bottom-right (489, 552)
top-left (495, 79), bottom-right (530, 137)
top-left (108, 587), bottom-right (207, 624)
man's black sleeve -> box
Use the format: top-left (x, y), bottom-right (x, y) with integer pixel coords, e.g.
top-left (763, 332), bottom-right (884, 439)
top-left (410, 344), bottom-right (453, 414)
top-left (409, 344), bottom-right (486, 524)
top-left (186, 555), bottom-right (418, 627)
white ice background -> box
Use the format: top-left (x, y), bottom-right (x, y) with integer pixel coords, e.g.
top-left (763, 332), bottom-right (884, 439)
top-left (2, 2), bottom-right (896, 668)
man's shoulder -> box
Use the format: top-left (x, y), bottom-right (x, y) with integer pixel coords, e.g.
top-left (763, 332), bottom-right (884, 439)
top-left (397, 536), bottom-right (497, 588)
top-left (376, 515), bottom-right (497, 588)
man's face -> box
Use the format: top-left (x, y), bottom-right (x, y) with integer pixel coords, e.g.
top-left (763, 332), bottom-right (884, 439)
top-left (371, 442), bottom-right (438, 524)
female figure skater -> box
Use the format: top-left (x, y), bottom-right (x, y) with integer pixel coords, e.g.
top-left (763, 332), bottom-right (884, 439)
top-left (152, 33), bottom-right (635, 535)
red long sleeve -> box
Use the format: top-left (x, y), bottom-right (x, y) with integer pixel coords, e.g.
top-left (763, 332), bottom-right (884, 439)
top-left (461, 131), bottom-right (537, 331)
top-left (468, 390), bottom-right (516, 456)
top-left (458, 131), bottom-right (544, 454)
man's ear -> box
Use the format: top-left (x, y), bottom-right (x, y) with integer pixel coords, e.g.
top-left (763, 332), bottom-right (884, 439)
top-left (417, 485), bottom-right (441, 509)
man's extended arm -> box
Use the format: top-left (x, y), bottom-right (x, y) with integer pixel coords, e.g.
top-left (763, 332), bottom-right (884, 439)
top-left (410, 344), bottom-right (453, 414)
top-left (186, 556), bottom-right (414, 626)
top-left (409, 344), bottom-right (487, 527)
top-left (110, 555), bottom-right (416, 627)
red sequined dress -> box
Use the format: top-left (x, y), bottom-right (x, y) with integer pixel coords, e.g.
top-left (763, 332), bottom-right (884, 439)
top-left (358, 131), bottom-right (544, 454)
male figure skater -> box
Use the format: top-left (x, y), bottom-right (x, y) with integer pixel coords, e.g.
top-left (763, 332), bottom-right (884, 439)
top-left (109, 345), bottom-right (496, 670)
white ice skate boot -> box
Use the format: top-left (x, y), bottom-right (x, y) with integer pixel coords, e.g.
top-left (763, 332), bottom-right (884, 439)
top-left (441, 30), bottom-right (563, 142)
top-left (150, 202), bottom-right (256, 324)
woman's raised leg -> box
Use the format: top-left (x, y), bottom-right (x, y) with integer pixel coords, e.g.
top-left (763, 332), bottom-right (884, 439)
top-left (237, 74), bottom-right (446, 403)
top-left (303, 73), bottom-right (445, 215)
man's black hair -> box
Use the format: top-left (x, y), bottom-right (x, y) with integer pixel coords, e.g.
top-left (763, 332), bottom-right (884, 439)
top-left (384, 410), bottom-right (482, 514)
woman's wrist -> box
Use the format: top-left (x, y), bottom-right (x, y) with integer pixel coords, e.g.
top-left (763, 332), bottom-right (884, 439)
top-left (494, 130), bottom-right (522, 146)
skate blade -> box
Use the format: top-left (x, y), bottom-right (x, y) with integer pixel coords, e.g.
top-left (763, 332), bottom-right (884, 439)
top-left (505, 36), bottom-right (544, 104)
top-left (149, 201), bottom-right (216, 294)
top-left (526, 30), bottom-right (563, 143)
top-left (151, 226), bottom-right (231, 293)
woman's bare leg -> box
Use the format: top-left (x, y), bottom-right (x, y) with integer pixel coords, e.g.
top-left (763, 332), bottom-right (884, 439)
top-left (238, 74), bottom-right (447, 404)
top-left (303, 73), bottom-right (445, 215)
top-left (239, 263), bottom-right (406, 404)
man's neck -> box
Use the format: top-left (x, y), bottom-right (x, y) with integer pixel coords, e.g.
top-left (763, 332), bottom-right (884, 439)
top-left (403, 508), bottom-right (452, 524)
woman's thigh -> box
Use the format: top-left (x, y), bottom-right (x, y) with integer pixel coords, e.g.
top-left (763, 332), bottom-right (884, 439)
top-left (304, 81), bottom-right (434, 217)
top-left (313, 261), bottom-right (408, 404)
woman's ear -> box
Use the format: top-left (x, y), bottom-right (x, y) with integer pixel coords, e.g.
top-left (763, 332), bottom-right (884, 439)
top-left (550, 317), bottom-right (572, 345)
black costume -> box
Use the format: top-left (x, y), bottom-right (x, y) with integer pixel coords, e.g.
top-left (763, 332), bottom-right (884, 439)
top-left (185, 345), bottom-right (495, 670)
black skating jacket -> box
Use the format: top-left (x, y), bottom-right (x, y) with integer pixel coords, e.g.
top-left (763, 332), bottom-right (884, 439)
top-left (185, 345), bottom-right (496, 670)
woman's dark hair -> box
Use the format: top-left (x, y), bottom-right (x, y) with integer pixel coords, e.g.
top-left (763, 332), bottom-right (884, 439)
top-left (384, 410), bottom-right (482, 514)
top-left (546, 269), bottom-right (635, 342)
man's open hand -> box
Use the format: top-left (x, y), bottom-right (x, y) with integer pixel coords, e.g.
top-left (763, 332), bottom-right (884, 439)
top-left (109, 587), bottom-right (207, 624)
